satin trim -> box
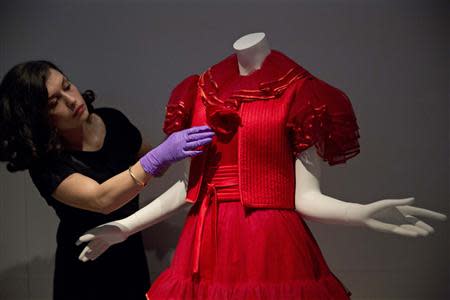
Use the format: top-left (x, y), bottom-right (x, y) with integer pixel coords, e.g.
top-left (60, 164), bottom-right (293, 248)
top-left (192, 165), bottom-right (239, 276)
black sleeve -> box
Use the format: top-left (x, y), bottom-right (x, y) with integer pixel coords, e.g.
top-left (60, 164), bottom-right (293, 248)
top-left (96, 107), bottom-right (143, 158)
top-left (29, 155), bottom-right (77, 200)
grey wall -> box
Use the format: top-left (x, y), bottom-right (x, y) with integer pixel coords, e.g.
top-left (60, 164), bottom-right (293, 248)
top-left (0, 1), bottom-right (448, 299)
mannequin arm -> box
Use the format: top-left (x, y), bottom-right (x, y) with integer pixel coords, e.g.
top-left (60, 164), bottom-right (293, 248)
top-left (295, 147), bottom-right (447, 236)
top-left (76, 161), bottom-right (192, 262)
top-left (294, 147), bottom-right (360, 225)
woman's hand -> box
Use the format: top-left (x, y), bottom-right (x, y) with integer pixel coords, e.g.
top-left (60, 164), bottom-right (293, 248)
top-left (76, 221), bottom-right (130, 262)
top-left (140, 125), bottom-right (214, 176)
top-left (347, 198), bottom-right (447, 237)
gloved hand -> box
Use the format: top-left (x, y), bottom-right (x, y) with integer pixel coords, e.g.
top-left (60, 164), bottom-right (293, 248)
top-left (140, 125), bottom-right (214, 176)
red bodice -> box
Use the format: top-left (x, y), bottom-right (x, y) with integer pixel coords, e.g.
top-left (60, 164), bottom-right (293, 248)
top-left (163, 50), bottom-right (360, 209)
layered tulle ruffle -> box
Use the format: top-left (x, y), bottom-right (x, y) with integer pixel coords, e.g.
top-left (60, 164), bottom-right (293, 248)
top-left (147, 271), bottom-right (349, 300)
top-left (146, 202), bottom-right (350, 300)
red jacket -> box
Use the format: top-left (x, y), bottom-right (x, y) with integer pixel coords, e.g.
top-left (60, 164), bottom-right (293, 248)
top-left (163, 50), bottom-right (360, 209)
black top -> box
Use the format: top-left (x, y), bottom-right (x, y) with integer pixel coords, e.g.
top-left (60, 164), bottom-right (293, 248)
top-left (30, 107), bottom-right (142, 234)
top-left (29, 108), bottom-right (149, 300)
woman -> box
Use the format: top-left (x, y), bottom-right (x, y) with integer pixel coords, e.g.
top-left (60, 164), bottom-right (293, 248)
top-left (76, 33), bottom-right (446, 299)
top-left (0, 60), bottom-right (214, 300)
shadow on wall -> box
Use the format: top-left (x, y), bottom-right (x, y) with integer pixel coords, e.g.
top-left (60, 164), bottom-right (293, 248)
top-left (137, 162), bottom-right (191, 279)
top-left (141, 206), bottom-right (189, 279)
top-left (143, 220), bottom-right (182, 260)
top-left (0, 255), bottom-right (54, 300)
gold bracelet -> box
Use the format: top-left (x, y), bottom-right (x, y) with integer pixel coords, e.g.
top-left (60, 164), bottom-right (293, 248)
top-left (128, 166), bottom-right (146, 187)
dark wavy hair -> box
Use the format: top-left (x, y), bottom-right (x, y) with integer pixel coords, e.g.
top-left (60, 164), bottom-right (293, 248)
top-left (0, 61), bottom-right (95, 172)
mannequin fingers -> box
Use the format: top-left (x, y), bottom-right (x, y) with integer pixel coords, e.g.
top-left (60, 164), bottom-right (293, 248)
top-left (399, 206), bottom-right (447, 221)
top-left (365, 219), bottom-right (394, 233)
top-left (79, 241), bottom-right (108, 262)
top-left (184, 138), bottom-right (213, 150)
top-left (79, 255), bottom-right (89, 263)
top-left (79, 246), bottom-right (92, 262)
top-left (76, 233), bottom-right (96, 245)
top-left (187, 131), bottom-right (215, 141)
top-left (368, 198), bottom-right (415, 213)
top-left (399, 224), bottom-right (429, 236)
top-left (403, 215), bottom-right (435, 234)
top-left (414, 220), bottom-right (435, 234)
top-left (366, 219), bottom-right (418, 237)
top-left (86, 239), bottom-right (103, 251)
top-left (79, 239), bottom-right (104, 262)
top-left (85, 243), bottom-right (109, 261)
top-left (84, 249), bottom-right (96, 261)
top-left (391, 226), bottom-right (419, 237)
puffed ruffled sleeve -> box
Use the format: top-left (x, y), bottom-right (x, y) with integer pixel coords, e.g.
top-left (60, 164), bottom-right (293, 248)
top-left (286, 77), bottom-right (360, 165)
top-left (163, 75), bottom-right (199, 135)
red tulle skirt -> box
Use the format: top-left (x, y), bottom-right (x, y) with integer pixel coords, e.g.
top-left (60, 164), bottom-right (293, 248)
top-left (146, 199), bottom-right (350, 299)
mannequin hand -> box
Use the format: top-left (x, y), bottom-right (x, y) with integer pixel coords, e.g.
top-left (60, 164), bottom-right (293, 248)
top-left (140, 125), bottom-right (214, 176)
top-left (347, 198), bottom-right (447, 237)
top-left (76, 221), bottom-right (130, 262)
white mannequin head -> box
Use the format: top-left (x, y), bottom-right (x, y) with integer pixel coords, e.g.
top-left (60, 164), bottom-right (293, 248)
top-left (233, 32), bottom-right (271, 76)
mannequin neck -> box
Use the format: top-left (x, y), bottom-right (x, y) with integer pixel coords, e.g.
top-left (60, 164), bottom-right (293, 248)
top-left (233, 32), bottom-right (271, 76)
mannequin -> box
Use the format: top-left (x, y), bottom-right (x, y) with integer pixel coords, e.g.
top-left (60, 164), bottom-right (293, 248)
top-left (76, 33), bottom-right (446, 298)
top-left (233, 32), bottom-right (271, 75)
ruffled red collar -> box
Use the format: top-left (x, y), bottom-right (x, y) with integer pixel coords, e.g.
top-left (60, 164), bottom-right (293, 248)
top-left (199, 50), bottom-right (311, 105)
top-left (198, 50), bottom-right (311, 142)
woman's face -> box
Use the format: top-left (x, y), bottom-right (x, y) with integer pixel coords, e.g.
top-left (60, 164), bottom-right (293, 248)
top-left (46, 68), bottom-right (89, 131)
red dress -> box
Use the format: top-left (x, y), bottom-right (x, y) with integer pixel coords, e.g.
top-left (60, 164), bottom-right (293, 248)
top-left (147, 50), bottom-right (359, 300)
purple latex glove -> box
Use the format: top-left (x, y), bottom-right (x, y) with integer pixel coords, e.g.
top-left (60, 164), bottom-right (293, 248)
top-left (140, 125), bottom-right (214, 176)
